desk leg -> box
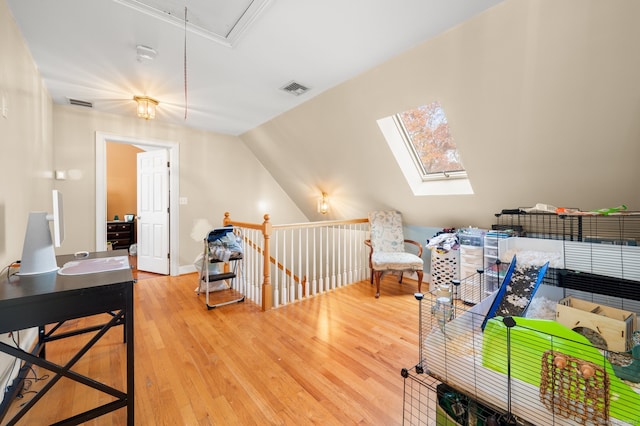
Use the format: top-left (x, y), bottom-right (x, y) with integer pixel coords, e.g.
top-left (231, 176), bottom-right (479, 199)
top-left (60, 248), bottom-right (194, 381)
top-left (125, 284), bottom-right (134, 426)
top-left (38, 326), bottom-right (45, 359)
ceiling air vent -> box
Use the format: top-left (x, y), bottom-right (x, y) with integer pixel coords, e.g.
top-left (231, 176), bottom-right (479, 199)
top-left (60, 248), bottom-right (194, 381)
top-left (280, 81), bottom-right (310, 96)
top-left (68, 98), bottom-right (93, 108)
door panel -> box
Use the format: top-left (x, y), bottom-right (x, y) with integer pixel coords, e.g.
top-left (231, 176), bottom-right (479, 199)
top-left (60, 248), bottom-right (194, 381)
top-left (137, 149), bottom-right (169, 274)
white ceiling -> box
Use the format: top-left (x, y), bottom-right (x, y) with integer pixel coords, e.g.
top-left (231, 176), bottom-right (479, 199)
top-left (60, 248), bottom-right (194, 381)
top-left (6, 0), bottom-right (504, 136)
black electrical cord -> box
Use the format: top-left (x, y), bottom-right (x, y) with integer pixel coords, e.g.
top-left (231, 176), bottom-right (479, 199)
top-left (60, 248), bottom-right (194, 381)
top-left (18, 366), bottom-right (50, 404)
top-left (2, 260), bottom-right (21, 280)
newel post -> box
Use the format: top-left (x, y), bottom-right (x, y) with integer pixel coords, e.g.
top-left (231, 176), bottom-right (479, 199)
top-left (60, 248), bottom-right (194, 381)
top-left (261, 214), bottom-right (273, 310)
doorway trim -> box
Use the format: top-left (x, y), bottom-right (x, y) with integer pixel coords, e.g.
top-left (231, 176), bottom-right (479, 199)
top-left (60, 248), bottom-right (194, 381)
top-left (95, 131), bottom-right (180, 275)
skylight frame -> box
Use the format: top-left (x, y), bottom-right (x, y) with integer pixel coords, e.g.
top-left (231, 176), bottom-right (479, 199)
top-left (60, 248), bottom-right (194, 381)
top-left (394, 102), bottom-right (467, 182)
top-left (377, 102), bottom-right (474, 196)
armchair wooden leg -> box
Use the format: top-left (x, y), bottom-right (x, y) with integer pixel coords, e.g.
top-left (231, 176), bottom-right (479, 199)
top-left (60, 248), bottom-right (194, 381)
top-left (416, 271), bottom-right (424, 293)
top-left (373, 271), bottom-right (383, 298)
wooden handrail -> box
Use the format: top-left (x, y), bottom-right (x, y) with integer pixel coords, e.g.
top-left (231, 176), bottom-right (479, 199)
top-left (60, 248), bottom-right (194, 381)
top-left (223, 212), bottom-right (266, 231)
top-left (272, 218), bottom-right (368, 230)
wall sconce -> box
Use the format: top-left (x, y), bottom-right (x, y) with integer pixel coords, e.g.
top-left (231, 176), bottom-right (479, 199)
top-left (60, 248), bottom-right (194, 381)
top-left (317, 192), bottom-right (329, 214)
top-left (134, 96), bottom-right (159, 120)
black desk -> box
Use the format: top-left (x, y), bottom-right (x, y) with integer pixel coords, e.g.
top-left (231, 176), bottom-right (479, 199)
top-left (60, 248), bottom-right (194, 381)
top-left (0, 250), bottom-right (135, 425)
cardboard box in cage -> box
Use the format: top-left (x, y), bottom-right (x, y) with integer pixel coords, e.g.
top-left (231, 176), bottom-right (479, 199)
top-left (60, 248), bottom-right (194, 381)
top-left (556, 296), bottom-right (636, 352)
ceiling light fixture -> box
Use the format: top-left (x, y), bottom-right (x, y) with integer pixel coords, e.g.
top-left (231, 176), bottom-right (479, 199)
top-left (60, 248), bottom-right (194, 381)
top-left (134, 96), bottom-right (159, 120)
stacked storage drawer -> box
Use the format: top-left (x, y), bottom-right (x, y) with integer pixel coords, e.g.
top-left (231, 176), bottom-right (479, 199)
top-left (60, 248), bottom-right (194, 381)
top-left (484, 231), bottom-right (510, 295)
top-left (458, 228), bottom-right (486, 303)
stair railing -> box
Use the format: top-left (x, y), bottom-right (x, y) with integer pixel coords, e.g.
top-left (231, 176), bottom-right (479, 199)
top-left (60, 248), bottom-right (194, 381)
top-left (223, 212), bottom-right (369, 310)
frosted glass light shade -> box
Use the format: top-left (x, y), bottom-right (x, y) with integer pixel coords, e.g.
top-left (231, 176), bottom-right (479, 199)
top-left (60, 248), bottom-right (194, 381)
top-left (134, 96), bottom-right (158, 120)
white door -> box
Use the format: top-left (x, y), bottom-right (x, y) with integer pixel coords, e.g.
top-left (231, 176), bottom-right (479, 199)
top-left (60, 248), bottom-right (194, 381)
top-left (137, 149), bottom-right (170, 274)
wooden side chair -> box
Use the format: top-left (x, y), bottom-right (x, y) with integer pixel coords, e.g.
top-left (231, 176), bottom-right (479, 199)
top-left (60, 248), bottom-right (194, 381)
top-left (364, 210), bottom-right (424, 298)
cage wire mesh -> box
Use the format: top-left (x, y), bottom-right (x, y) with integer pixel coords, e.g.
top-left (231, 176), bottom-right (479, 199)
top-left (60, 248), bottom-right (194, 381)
top-left (403, 211), bottom-right (640, 425)
top-left (494, 211), bottom-right (640, 244)
top-left (405, 287), bottom-right (639, 425)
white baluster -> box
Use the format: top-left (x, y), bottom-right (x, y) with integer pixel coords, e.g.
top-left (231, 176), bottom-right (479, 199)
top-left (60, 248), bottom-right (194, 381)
top-left (305, 227), bottom-right (311, 298)
top-left (290, 229), bottom-right (295, 303)
top-left (325, 226), bottom-right (330, 292)
top-left (273, 230), bottom-right (279, 308)
top-left (298, 229), bottom-right (302, 300)
top-left (337, 225), bottom-right (343, 288)
top-left (317, 227), bottom-right (323, 294)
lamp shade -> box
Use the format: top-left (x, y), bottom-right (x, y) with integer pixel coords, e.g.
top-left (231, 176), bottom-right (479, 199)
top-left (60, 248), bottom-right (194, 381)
top-left (317, 192), bottom-right (329, 214)
top-left (134, 96), bottom-right (159, 120)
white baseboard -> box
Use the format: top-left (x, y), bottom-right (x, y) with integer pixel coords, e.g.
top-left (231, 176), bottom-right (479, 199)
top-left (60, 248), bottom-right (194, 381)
top-left (179, 264), bottom-right (197, 275)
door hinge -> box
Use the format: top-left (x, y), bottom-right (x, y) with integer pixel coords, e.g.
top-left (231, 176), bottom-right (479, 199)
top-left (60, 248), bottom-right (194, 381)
top-left (167, 253), bottom-right (170, 259)
top-left (167, 161), bottom-right (170, 168)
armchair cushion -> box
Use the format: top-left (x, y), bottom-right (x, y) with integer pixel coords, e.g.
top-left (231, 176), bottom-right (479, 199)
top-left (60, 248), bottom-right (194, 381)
top-left (371, 251), bottom-right (423, 271)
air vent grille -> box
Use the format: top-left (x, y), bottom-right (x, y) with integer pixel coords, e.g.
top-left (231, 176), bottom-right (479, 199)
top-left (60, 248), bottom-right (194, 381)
top-left (280, 81), bottom-right (310, 96)
top-left (68, 98), bottom-right (93, 108)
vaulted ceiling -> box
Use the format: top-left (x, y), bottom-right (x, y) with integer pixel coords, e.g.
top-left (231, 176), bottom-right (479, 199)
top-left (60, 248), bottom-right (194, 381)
top-left (6, 0), bottom-right (504, 135)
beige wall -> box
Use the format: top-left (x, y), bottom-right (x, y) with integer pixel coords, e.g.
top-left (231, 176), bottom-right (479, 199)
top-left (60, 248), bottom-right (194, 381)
top-left (2, 0), bottom-right (310, 270)
top-left (106, 143), bottom-right (142, 221)
top-left (5, 0), bottom-right (640, 268)
top-left (1, 0), bottom-right (307, 270)
top-left (52, 105), bottom-right (307, 267)
top-left (242, 0), bottom-right (640, 229)
top-left (0, 1), bottom-right (53, 268)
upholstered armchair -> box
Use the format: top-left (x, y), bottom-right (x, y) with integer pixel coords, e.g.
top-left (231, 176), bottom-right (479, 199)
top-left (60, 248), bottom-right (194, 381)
top-left (364, 210), bottom-right (424, 298)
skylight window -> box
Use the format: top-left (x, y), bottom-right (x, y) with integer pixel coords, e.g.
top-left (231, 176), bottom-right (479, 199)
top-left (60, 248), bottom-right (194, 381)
top-left (377, 102), bottom-right (473, 196)
top-left (396, 102), bottom-right (466, 180)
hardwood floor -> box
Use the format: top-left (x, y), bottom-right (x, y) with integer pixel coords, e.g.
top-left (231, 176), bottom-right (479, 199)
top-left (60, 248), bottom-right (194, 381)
top-left (5, 273), bottom-right (423, 425)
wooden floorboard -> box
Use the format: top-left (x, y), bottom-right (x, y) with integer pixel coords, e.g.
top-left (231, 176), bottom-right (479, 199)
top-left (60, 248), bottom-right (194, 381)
top-left (3, 273), bottom-right (422, 425)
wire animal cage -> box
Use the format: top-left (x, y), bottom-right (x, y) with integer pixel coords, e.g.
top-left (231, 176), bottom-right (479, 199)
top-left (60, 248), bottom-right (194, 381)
top-left (404, 285), bottom-right (640, 426)
top-left (494, 210), bottom-right (640, 244)
top-left (403, 211), bottom-right (640, 425)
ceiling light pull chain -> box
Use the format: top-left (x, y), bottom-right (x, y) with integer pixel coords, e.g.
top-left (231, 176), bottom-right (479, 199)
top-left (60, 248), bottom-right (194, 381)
top-left (184, 6), bottom-right (188, 120)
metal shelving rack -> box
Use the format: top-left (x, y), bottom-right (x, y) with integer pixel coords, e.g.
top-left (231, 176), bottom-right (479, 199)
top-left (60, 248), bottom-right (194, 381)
top-left (196, 227), bottom-right (245, 309)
